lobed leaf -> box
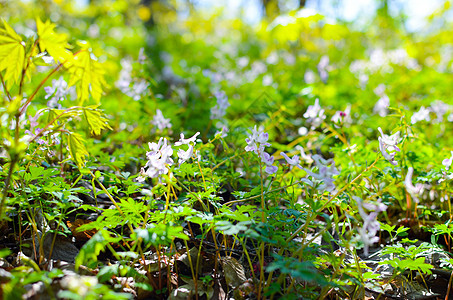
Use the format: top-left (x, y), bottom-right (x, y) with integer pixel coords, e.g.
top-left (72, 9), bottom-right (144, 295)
top-left (0, 19), bottom-right (25, 88)
top-left (68, 42), bottom-right (106, 104)
top-left (36, 18), bottom-right (72, 64)
top-left (83, 105), bottom-right (112, 136)
top-left (67, 132), bottom-right (89, 168)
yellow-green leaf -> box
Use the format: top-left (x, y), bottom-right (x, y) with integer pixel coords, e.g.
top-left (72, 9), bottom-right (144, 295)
top-left (36, 18), bottom-right (72, 64)
top-left (83, 105), bottom-right (112, 136)
top-left (68, 45), bottom-right (106, 104)
top-left (67, 132), bottom-right (88, 168)
top-left (0, 19), bottom-right (25, 88)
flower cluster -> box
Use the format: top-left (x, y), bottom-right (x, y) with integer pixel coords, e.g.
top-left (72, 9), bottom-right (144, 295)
top-left (331, 105), bottom-right (352, 127)
top-left (378, 127), bottom-right (400, 166)
top-left (443, 151), bottom-right (453, 170)
top-left (280, 152), bottom-right (302, 169)
top-left (44, 76), bottom-right (74, 108)
top-left (175, 132), bottom-right (200, 165)
top-left (373, 94), bottom-right (390, 117)
top-left (430, 100), bottom-right (452, 123)
top-left (245, 126), bottom-right (278, 175)
top-left (116, 55), bottom-right (149, 101)
top-left (137, 138), bottom-right (174, 181)
top-left (152, 109), bottom-right (172, 131)
top-left (317, 55), bottom-right (330, 83)
top-left (303, 98), bottom-right (326, 129)
top-left (301, 155), bottom-right (339, 193)
top-left (354, 196), bottom-right (387, 256)
top-left (404, 167), bottom-right (424, 203)
top-left (210, 90), bottom-right (230, 120)
top-left (411, 106), bottom-right (431, 124)
top-left (350, 48), bottom-right (420, 77)
top-left (24, 111), bottom-right (60, 146)
top-left (304, 69), bottom-right (316, 84)
top-left (138, 132), bottom-right (200, 182)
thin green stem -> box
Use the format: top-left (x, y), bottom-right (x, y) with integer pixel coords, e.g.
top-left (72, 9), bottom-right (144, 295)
top-left (224, 179), bottom-right (305, 206)
top-left (0, 158), bottom-right (17, 221)
top-left (285, 155), bottom-right (380, 245)
top-left (19, 63), bottom-right (63, 115)
top-left (258, 154), bottom-right (265, 300)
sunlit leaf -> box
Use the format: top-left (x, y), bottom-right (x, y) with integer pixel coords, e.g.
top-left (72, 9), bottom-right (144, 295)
top-left (68, 41), bottom-right (106, 104)
top-left (67, 132), bottom-right (89, 168)
top-left (0, 19), bottom-right (25, 88)
top-left (36, 18), bottom-right (72, 64)
top-left (83, 105), bottom-right (112, 135)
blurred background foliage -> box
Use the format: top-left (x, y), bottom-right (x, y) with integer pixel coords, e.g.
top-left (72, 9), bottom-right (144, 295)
top-left (1, 0), bottom-right (452, 177)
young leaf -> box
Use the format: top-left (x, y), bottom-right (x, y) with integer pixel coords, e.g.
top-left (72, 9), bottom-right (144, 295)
top-left (68, 41), bottom-right (106, 104)
top-left (36, 18), bottom-right (72, 64)
top-left (67, 132), bottom-right (89, 168)
top-left (0, 19), bottom-right (25, 88)
top-left (83, 105), bottom-right (112, 135)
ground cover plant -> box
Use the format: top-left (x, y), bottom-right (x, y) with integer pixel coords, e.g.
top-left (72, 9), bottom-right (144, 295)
top-left (0, 0), bottom-right (453, 299)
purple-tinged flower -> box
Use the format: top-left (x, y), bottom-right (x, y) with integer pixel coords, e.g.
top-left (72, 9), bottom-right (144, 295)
top-left (373, 94), bottom-right (389, 117)
top-left (245, 126), bottom-right (271, 154)
top-left (405, 167), bottom-right (424, 203)
top-left (210, 90), bottom-right (230, 120)
top-left (116, 55), bottom-right (149, 100)
top-left (331, 111), bottom-right (347, 124)
top-left (152, 109), bottom-right (172, 131)
top-left (354, 196), bottom-right (387, 256)
top-left (373, 84), bottom-right (386, 97)
top-left (303, 98), bottom-right (326, 129)
top-left (317, 55), bottom-right (329, 83)
top-left (442, 151), bottom-right (453, 170)
top-left (261, 151), bottom-right (274, 165)
top-left (28, 111), bottom-right (42, 130)
top-left (116, 58), bottom-right (133, 93)
top-left (261, 152), bottom-right (278, 174)
top-left (359, 74), bottom-right (368, 89)
top-left (331, 105), bottom-right (352, 126)
top-left (280, 152), bottom-right (300, 166)
top-left (215, 125), bottom-right (229, 138)
top-left (304, 70), bottom-right (316, 84)
top-left (302, 154), bottom-right (339, 193)
top-left (24, 128), bottom-right (46, 145)
top-left (430, 100), bottom-right (451, 123)
top-left (44, 76), bottom-right (71, 108)
top-left (411, 106), bottom-right (431, 124)
top-left (175, 132), bottom-right (200, 146)
top-left (280, 152), bottom-right (302, 170)
top-left (177, 144), bottom-right (194, 165)
top-left (245, 126), bottom-right (277, 175)
top-left (137, 137), bottom-right (174, 182)
top-left (378, 127), bottom-right (400, 166)
top-left (295, 145), bottom-right (313, 164)
top-left (130, 80), bottom-right (149, 101)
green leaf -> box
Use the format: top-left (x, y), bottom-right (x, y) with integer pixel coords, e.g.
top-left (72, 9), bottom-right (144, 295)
top-left (83, 105), bottom-right (112, 135)
top-left (68, 42), bottom-right (106, 104)
top-left (0, 19), bottom-right (25, 88)
top-left (75, 229), bottom-right (121, 269)
top-left (67, 132), bottom-right (89, 168)
top-left (36, 18), bottom-right (72, 64)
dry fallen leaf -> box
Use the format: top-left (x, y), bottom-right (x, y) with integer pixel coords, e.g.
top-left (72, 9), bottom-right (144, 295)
top-left (220, 256), bottom-right (246, 289)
